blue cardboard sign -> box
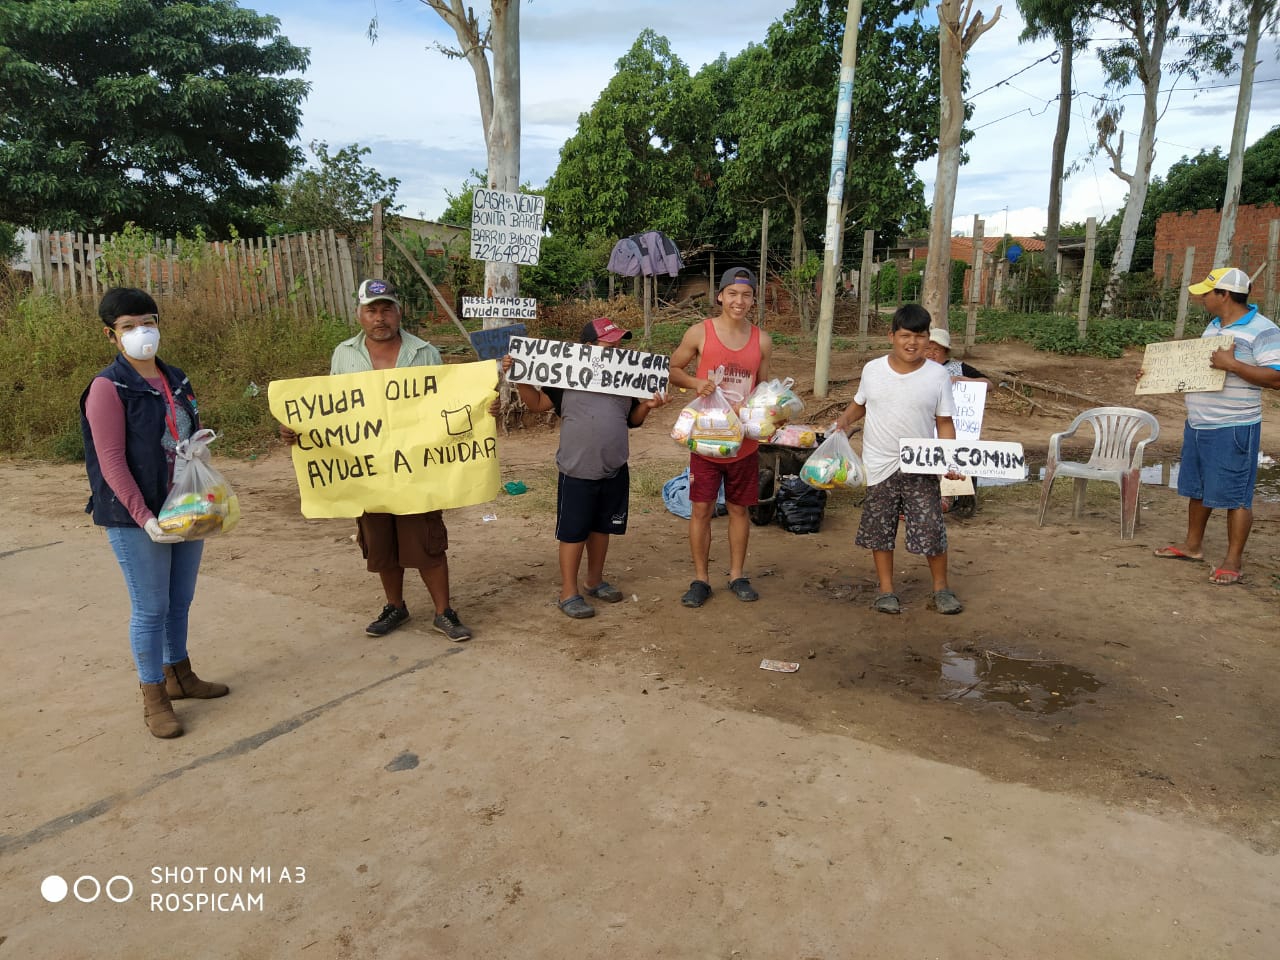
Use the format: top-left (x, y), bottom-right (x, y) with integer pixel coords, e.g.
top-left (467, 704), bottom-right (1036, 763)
top-left (468, 323), bottom-right (527, 360)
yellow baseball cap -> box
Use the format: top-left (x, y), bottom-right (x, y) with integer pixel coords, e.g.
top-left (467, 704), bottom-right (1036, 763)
top-left (1188, 267), bottom-right (1250, 295)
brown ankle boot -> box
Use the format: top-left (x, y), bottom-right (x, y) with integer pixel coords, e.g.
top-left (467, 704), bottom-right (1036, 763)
top-left (163, 657), bottom-right (230, 700)
top-left (140, 682), bottom-right (183, 738)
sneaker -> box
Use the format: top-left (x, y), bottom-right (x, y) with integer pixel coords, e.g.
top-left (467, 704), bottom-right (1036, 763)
top-left (432, 607), bottom-right (472, 641)
top-left (366, 603), bottom-right (409, 637)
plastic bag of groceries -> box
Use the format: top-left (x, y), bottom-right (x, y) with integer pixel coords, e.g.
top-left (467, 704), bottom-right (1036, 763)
top-left (672, 387), bottom-right (743, 458)
top-left (799, 428), bottom-right (865, 491)
top-left (769, 424), bottom-right (819, 449)
top-left (740, 378), bottom-right (806, 439)
top-left (156, 429), bottom-right (241, 540)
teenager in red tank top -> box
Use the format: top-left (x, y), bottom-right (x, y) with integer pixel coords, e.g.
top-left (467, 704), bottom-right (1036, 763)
top-left (696, 319), bottom-right (762, 463)
top-left (668, 267), bottom-right (774, 608)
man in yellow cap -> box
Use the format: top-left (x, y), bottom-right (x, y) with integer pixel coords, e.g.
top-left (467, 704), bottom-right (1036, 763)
top-left (1154, 267), bottom-right (1280, 584)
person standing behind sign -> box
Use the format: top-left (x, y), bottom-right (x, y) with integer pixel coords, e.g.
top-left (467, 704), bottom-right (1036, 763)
top-left (501, 317), bottom-right (667, 619)
top-left (80, 287), bottom-right (229, 739)
top-left (667, 267), bottom-right (773, 608)
top-left (1152, 267), bottom-right (1280, 585)
top-left (281, 279), bottom-right (472, 640)
top-left (831, 304), bottom-right (962, 616)
top-left (923, 328), bottom-right (992, 388)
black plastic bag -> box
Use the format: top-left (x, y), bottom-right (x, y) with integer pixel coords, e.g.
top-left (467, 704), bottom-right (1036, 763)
top-left (775, 475), bottom-right (827, 534)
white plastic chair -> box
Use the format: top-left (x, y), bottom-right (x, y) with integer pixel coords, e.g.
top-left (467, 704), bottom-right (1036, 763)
top-left (1036, 407), bottom-right (1160, 540)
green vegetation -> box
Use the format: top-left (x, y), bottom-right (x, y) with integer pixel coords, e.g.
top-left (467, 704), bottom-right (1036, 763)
top-left (969, 308), bottom-right (1207, 358)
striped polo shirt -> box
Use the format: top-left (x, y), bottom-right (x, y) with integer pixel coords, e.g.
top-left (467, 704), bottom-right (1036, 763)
top-left (1185, 306), bottom-right (1280, 428)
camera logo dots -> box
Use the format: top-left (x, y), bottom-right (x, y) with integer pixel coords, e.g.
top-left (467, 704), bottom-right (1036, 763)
top-left (40, 873), bottom-right (133, 904)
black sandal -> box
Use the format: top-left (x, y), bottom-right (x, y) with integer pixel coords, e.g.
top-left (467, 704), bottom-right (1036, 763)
top-left (728, 577), bottom-right (758, 602)
top-left (681, 580), bottom-right (712, 608)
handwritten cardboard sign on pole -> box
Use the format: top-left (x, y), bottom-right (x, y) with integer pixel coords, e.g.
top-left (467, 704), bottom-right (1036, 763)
top-left (1135, 335), bottom-right (1234, 395)
top-left (268, 363), bottom-right (500, 518)
top-left (506, 335), bottom-right (670, 400)
top-left (462, 297), bottom-right (537, 320)
top-left (467, 323), bottom-right (526, 361)
top-left (898, 438), bottom-right (1027, 480)
top-left (470, 189), bottom-right (545, 265)
top-left (941, 380), bottom-right (987, 496)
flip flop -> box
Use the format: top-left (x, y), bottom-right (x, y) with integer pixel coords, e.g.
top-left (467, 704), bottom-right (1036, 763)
top-left (872, 593), bottom-right (901, 615)
top-left (681, 580), bottom-right (712, 608)
top-left (585, 581), bottom-right (624, 603)
top-left (558, 595), bottom-right (595, 618)
top-left (1154, 546), bottom-right (1203, 562)
top-left (1209, 567), bottom-right (1243, 585)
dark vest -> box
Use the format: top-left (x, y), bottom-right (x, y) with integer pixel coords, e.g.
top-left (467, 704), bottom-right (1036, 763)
top-left (79, 354), bottom-right (199, 527)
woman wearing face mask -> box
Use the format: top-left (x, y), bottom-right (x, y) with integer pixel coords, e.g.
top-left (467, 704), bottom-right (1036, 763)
top-left (79, 287), bottom-right (228, 739)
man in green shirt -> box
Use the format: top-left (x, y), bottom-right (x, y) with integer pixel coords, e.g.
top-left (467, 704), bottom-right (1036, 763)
top-left (284, 279), bottom-right (472, 640)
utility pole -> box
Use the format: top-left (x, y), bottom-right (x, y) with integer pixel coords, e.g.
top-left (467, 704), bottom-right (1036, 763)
top-left (813, 0), bottom-right (863, 398)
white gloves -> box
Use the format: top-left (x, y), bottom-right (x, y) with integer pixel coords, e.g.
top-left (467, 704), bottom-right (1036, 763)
top-left (144, 517), bottom-right (184, 544)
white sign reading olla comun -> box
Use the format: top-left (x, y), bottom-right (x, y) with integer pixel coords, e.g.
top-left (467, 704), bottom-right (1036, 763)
top-left (897, 438), bottom-right (1027, 480)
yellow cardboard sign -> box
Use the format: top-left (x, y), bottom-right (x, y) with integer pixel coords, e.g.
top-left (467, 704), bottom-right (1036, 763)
top-left (268, 363), bottom-right (499, 518)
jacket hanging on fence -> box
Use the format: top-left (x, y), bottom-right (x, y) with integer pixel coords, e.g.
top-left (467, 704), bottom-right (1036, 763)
top-left (607, 231), bottom-right (683, 278)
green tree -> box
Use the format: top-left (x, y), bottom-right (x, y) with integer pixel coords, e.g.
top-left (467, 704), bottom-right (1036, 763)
top-left (0, 0), bottom-right (309, 236)
top-left (1018, 0), bottom-right (1093, 285)
top-left (721, 0), bottom-right (940, 268)
top-left (260, 141), bottom-right (402, 238)
top-left (1087, 0), bottom-right (1232, 311)
top-left (543, 30), bottom-right (719, 241)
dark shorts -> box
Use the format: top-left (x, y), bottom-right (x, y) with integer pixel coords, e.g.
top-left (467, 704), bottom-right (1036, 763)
top-left (357, 510), bottom-right (448, 572)
top-left (690, 451), bottom-right (759, 506)
top-left (855, 471), bottom-right (947, 556)
top-left (1177, 421), bottom-right (1261, 509)
top-left (556, 467), bottom-right (629, 542)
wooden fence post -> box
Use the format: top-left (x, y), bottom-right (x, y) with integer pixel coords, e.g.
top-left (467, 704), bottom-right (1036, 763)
top-left (1173, 245), bottom-right (1196, 340)
top-left (1077, 217), bottom-right (1097, 342)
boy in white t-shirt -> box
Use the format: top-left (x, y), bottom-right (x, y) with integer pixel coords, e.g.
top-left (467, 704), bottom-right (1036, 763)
top-left (832, 304), bottom-right (963, 615)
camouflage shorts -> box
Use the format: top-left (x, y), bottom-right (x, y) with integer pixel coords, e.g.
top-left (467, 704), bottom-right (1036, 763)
top-left (855, 471), bottom-right (947, 556)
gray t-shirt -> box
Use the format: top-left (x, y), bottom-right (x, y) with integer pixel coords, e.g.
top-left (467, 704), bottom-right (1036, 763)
top-left (544, 387), bottom-right (639, 480)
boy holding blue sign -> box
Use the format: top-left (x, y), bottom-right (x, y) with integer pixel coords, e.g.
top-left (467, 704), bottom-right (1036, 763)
top-left (502, 318), bottom-right (668, 619)
top-left (832, 304), bottom-right (963, 616)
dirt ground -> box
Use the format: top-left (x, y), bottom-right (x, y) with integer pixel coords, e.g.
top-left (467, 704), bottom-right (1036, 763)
top-left (3, 338), bottom-right (1280, 958)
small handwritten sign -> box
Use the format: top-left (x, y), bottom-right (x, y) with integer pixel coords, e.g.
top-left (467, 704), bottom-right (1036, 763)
top-left (468, 323), bottom-right (526, 361)
top-left (462, 297), bottom-right (537, 320)
top-left (951, 380), bottom-right (987, 441)
top-left (507, 335), bottom-right (669, 400)
top-left (898, 438), bottom-right (1027, 480)
top-left (470, 189), bottom-right (545, 265)
top-left (1135, 335), bottom-right (1234, 395)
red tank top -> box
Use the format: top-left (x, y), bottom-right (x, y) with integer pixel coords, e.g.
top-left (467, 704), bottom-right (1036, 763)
top-left (695, 318), bottom-right (762, 462)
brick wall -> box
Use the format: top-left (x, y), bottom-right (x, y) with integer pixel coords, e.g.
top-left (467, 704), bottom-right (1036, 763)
top-left (1153, 203), bottom-right (1280, 303)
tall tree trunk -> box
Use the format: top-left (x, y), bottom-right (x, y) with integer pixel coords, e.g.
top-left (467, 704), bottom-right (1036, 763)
top-left (922, 0), bottom-right (1001, 332)
top-left (484, 0), bottom-right (520, 302)
top-left (790, 196), bottom-right (810, 333)
top-left (1100, 7), bottom-right (1166, 314)
top-left (1214, 0), bottom-right (1265, 265)
top-left (1044, 43), bottom-right (1073, 290)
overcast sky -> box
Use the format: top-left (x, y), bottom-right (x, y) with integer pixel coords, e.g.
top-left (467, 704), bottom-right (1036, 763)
top-left (252, 0), bottom-right (1280, 241)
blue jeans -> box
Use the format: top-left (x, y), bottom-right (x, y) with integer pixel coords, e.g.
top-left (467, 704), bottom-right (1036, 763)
top-left (106, 527), bottom-right (204, 684)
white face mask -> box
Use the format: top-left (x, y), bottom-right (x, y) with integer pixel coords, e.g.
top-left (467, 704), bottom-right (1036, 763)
top-left (119, 326), bottom-right (160, 360)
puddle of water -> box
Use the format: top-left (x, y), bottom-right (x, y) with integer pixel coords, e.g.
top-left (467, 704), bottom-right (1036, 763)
top-left (905, 644), bottom-right (1103, 715)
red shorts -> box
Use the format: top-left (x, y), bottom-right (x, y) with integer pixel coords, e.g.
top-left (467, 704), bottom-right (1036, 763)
top-left (689, 451), bottom-right (759, 506)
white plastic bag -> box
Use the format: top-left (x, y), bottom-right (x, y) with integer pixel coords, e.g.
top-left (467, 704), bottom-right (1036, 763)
top-left (740, 377), bottom-right (805, 439)
top-left (157, 429), bottom-right (240, 540)
top-left (799, 430), bottom-right (865, 491)
top-left (673, 387), bottom-right (743, 458)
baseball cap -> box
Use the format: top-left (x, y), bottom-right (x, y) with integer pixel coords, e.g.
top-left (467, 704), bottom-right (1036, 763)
top-left (356, 278), bottom-right (400, 307)
top-left (928, 328), bottom-right (951, 350)
top-left (1188, 267), bottom-right (1250, 296)
top-left (580, 317), bottom-right (632, 344)
top-left (717, 267), bottom-right (757, 293)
